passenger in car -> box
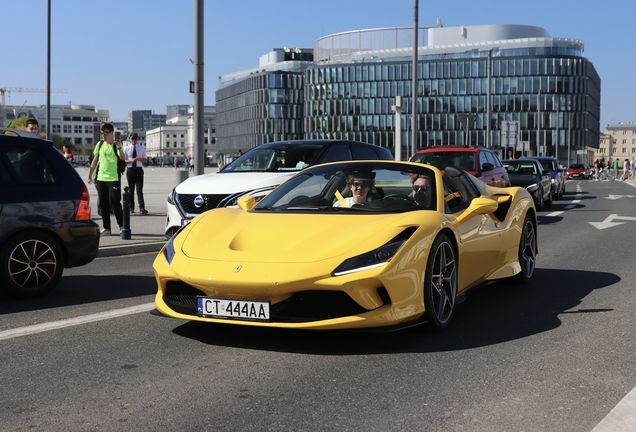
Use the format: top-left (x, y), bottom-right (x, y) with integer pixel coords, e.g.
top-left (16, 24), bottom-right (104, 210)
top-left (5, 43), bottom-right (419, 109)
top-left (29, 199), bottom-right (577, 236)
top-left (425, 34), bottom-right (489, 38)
top-left (411, 174), bottom-right (433, 208)
top-left (333, 173), bottom-right (375, 207)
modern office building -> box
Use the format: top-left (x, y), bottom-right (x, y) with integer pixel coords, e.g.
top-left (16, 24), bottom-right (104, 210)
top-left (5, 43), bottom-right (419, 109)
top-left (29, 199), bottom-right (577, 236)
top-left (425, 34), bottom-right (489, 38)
top-left (216, 24), bottom-right (600, 162)
top-left (128, 110), bottom-right (167, 132)
top-left (216, 47), bottom-right (314, 153)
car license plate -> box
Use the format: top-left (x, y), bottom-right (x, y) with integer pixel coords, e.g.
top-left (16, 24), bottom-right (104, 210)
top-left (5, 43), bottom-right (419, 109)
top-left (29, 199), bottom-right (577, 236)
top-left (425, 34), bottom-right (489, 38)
top-left (197, 297), bottom-right (270, 321)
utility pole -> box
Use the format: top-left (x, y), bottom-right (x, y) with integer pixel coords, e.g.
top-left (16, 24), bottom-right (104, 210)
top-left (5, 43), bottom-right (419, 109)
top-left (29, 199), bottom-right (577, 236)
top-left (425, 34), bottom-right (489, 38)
top-left (411, 0), bottom-right (419, 157)
top-left (486, 50), bottom-right (492, 148)
top-left (537, 87), bottom-right (541, 156)
top-left (193, 0), bottom-right (204, 175)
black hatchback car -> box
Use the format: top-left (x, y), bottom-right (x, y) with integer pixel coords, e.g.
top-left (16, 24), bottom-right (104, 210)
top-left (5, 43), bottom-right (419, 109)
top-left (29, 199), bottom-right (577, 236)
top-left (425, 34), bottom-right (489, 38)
top-left (0, 128), bottom-right (100, 298)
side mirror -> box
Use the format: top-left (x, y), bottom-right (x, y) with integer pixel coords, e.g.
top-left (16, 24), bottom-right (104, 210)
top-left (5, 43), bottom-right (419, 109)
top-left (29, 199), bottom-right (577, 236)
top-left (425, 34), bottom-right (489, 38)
top-left (237, 196), bottom-right (256, 210)
top-left (482, 162), bottom-right (494, 171)
top-left (454, 197), bottom-right (498, 225)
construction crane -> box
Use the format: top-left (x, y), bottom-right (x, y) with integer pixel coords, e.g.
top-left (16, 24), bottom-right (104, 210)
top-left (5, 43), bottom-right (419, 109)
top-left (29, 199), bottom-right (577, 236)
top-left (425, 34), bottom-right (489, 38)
top-left (0, 87), bottom-right (68, 106)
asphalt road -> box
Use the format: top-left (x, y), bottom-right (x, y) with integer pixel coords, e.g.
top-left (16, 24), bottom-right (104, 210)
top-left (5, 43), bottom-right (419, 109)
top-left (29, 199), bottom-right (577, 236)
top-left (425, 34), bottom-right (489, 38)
top-left (1, 179), bottom-right (636, 431)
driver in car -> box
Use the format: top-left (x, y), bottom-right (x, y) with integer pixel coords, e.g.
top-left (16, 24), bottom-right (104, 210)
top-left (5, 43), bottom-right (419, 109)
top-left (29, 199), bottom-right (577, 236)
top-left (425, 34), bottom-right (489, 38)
top-left (411, 174), bottom-right (433, 208)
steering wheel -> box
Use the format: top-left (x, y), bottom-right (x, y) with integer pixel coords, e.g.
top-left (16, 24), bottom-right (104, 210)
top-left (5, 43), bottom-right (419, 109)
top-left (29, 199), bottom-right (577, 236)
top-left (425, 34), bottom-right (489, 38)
top-left (383, 193), bottom-right (411, 200)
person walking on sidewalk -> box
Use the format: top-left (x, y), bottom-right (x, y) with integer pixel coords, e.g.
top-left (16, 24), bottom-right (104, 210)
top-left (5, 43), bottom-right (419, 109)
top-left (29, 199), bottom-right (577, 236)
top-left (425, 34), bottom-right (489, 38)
top-left (612, 158), bottom-right (620, 180)
top-left (124, 132), bottom-right (148, 214)
top-left (621, 158), bottom-right (630, 181)
top-left (87, 123), bottom-right (125, 235)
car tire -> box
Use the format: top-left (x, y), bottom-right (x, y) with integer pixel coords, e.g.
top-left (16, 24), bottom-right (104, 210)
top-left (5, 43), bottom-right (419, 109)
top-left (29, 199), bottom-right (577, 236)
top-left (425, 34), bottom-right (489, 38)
top-left (423, 233), bottom-right (457, 330)
top-left (515, 215), bottom-right (536, 284)
top-left (0, 231), bottom-right (64, 298)
top-left (537, 188), bottom-right (544, 210)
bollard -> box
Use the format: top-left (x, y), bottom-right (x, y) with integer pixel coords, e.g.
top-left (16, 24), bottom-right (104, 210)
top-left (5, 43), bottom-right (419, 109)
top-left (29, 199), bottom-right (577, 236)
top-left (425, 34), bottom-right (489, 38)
top-left (121, 186), bottom-right (132, 240)
top-left (176, 169), bottom-right (188, 186)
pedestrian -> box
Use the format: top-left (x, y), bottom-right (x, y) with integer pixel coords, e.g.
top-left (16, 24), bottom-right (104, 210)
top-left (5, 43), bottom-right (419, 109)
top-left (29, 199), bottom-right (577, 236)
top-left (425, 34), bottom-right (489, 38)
top-left (124, 132), bottom-right (148, 214)
top-left (217, 158), bottom-right (224, 171)
top-left (174, 155), bottom-right (178, 169)
top-left (87, 123), bottom-right (125, 235)
top-left (25, 117), bottom-right (39, 134)
top-left (631, 157), bottom-right (635, 179)
top-left (62, 145), bottom-right (74, 164)
top-left (189, 156), bottom-right (194, 172)
top-left (621, 158), bottom-right (630, 181)
top-left (184, 156), bottom-right (190, 171)
top-left (612, 158), bottom-right (620, 180)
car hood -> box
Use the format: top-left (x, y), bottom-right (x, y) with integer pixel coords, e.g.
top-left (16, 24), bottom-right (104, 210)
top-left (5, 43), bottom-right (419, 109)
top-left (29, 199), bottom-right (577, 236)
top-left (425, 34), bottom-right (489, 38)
top-left (507, 175), bottom-right (540, 188)
top-left (179, 209), bottom-right (424, 263)
top-left (174, 171), bottom-right (296, 194)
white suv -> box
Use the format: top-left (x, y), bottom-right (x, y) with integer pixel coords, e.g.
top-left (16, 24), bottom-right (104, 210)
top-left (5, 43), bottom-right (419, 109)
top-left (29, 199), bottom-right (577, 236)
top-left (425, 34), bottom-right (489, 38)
top-left (165, 140), bottom-right (393, 236)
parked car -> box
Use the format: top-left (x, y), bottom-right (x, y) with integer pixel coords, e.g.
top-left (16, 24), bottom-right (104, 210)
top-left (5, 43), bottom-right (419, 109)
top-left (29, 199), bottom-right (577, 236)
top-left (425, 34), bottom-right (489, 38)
top-left (165, 140), bottom-right (393, 237)
top-left (566, 163), bottom-right (590, 180)
top-left (154, 160), bottom-right (537, 331)
top-left (521, 156), bottom-right (565, 200)
top-left (502, 159), bottom-right (552, 210)
top-left (410, 145), bottom-right (510, 188)
top-left (0, 128), bottom-right (100, 298)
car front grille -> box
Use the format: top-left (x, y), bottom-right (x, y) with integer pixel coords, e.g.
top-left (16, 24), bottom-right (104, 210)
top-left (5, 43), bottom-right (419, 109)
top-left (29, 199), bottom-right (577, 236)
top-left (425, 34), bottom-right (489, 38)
top-left (162, 281), bottom-right (381, 322)
top-left (178, 194), bottom-right (231, 214)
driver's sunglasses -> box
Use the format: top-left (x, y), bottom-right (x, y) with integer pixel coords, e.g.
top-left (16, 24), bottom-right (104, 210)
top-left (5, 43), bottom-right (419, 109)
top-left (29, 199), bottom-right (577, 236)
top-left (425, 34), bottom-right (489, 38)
top-left (412, 185), bottom-right (429, 192)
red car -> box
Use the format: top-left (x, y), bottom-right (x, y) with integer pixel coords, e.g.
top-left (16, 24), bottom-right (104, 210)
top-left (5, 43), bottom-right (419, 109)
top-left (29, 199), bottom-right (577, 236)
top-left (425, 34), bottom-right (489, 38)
top-left (565, 163), bottom-right (590, 180)
top-left (410, 145), bottom-right (511, 188)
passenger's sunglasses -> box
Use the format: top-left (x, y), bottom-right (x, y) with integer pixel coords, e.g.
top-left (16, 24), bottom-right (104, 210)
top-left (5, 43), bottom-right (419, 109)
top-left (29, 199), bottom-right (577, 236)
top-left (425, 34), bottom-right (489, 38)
top-left (349, 182), bottom-right (368, 188)
top-left (412, 185), bottom-right (429, 192)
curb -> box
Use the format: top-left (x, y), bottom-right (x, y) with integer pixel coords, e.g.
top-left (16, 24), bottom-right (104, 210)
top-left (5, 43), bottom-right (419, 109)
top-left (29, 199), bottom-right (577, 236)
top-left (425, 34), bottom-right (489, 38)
top-left (97, 241), bottom-right (166, 258)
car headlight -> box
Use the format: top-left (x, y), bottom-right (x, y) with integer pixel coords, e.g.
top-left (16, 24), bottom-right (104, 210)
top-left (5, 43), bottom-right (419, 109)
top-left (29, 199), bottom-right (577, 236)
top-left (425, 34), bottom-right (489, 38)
top-left (167, 188), bottom-right (176, 205)
top-left (220, 187), bottom-right (276, 207)
top-left (163, 235), bottom-right (176, 267)
top-left (526, 183), bottom-right (540, 193)
top-left (551, 178), bottom-right (556, 184)
top-left (332, 240), bottom-right (405, 276)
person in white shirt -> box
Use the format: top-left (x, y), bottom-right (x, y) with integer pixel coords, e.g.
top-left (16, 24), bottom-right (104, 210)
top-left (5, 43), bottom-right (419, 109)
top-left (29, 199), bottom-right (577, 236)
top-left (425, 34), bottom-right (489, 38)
top-left (123, 133), bottom-right (148, 214)
top-left (333, 173), bottom-right (375, 207)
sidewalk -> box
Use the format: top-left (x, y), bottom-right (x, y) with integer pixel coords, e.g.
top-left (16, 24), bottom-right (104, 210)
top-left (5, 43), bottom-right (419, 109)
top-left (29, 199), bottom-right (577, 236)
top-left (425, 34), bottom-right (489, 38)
top-left (81, 166), bottom-right (218, 257)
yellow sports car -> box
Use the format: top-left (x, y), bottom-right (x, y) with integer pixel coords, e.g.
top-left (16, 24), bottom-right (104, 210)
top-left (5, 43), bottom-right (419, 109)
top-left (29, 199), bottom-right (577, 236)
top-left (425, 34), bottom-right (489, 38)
top-left (153, 161), bottom-right (537, 331)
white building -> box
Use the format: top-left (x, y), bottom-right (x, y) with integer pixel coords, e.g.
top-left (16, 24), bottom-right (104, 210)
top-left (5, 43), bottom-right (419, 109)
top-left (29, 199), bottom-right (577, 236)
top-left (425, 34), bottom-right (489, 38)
top-left (1, 103), bottom-right (109, 155)
top-left (145, 105), bottom-right (217, 165)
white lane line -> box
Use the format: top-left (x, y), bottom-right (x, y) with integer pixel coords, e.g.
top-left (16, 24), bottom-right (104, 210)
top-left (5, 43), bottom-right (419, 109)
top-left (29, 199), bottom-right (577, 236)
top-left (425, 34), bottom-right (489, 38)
top-left (0, 303), bottom-right (155, 341)
top-left (564, 205), bottom-right (576, 210)
top-left (545, 211), bottom-right (564, 217)
top-left (592, 385), bottom-right (636, 431)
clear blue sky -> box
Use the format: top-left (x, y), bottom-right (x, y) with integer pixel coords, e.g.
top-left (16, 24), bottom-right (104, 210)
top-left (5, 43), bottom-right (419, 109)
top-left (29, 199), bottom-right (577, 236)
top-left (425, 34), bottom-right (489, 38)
top-left (3, 0), bottom-right (634, 128)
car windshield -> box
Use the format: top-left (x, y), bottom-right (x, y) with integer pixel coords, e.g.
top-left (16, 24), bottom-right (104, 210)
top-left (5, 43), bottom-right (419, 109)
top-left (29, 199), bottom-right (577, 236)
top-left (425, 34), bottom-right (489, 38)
top-left (411, 151), bottom-right (475, 171)
top-left (570, 164), bottom-right (585, 169)
top-left (222, 143), bottom-right (329, 173)
top-left (503, 162), bottom-right (537, 176)
top-left (537, 160), bottom-right (555, 171)
top-left (255, 162), bottom-right (437, 213)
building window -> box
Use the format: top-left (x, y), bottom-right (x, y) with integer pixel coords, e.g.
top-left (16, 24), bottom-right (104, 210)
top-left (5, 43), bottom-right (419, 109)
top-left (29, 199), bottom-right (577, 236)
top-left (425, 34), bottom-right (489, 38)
top-left (63, 125), bottom-right (71, 133)
top-left (623, 139), bottom-right (627, 144)
top-left (74, 125), bottom-right (82, 133)
top-left (52, 125), bottom-right (61, 133)
top-left (74, 138), bottom-right (82, 145)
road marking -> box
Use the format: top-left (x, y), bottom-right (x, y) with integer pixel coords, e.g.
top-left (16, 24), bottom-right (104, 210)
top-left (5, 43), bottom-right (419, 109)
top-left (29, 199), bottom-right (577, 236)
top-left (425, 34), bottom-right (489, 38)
top-left (605, 194), bottom-right (634, 200)
top-left (0, 303), bottom-right (155, 341)
top-left (590, 214), bottom-right (636, 230)
top-left (592, 385), bottom-right (636, 431)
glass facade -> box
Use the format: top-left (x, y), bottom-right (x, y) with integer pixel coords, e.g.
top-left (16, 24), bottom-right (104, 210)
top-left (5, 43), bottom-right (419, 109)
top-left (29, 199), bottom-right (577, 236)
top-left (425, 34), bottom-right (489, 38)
top-left (304, 47), bottom-right (600, 160)
top-left (216, 72), bottom-right (305, 152)
top-left (215, 27), bottom-right (600, 162)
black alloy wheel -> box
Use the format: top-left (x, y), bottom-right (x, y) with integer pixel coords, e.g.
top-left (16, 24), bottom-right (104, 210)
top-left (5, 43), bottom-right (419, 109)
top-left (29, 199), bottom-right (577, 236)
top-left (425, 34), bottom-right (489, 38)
top-left (0, 231), bottom-right (64, 298)
top-left (423, 234), bottom-right (457, 330)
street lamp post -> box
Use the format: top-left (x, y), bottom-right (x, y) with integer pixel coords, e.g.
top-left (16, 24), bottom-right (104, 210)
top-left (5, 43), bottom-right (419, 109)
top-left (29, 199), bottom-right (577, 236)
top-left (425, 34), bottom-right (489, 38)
top-left (411, 0), bottom-right (419, 157)
top-left (392, 96), bottom-right (404, 161)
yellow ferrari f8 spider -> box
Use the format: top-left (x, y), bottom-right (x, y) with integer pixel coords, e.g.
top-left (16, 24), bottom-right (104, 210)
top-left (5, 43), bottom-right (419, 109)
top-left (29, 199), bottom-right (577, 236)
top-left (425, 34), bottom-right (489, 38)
top-left (153, 161), bottom-right (537, 331)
